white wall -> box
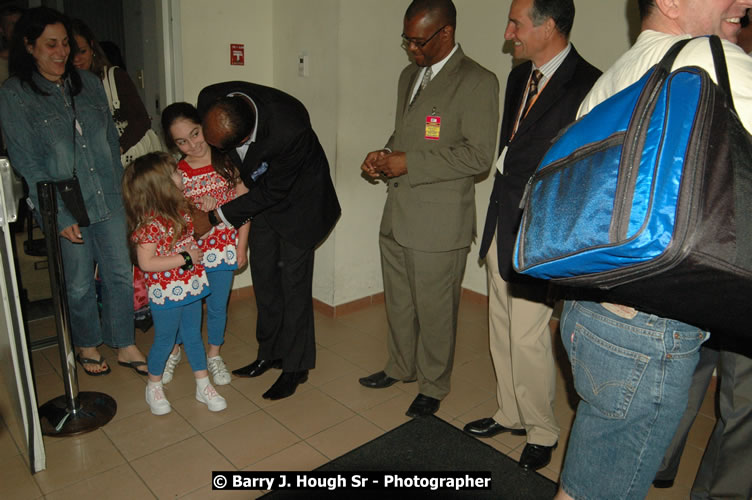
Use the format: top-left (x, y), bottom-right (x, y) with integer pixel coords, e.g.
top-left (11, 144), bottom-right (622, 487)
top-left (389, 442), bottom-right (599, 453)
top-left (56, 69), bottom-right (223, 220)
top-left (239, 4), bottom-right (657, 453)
top-left (176, 0), bottom-right (639, 305)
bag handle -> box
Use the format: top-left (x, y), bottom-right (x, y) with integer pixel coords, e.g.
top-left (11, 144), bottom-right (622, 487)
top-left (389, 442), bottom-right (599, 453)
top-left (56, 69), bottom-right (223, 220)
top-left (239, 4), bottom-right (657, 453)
top-left (102, 65), bottom-right (121, 112)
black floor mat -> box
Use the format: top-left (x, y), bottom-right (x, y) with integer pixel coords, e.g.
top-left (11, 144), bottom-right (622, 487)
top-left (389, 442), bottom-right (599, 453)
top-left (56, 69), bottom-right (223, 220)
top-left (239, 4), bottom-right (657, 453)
top-left (261, 415), bottom-right (557, 499)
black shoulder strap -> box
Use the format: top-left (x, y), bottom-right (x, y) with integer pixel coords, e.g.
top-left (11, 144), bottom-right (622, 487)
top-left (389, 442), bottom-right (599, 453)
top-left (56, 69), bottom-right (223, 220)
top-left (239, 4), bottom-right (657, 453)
top-left (636, 38), bottom-right (694, 125)
top-left (656, 38), bottom-right (693, 74)
top-left (708, 35), bottom-right (736, 113)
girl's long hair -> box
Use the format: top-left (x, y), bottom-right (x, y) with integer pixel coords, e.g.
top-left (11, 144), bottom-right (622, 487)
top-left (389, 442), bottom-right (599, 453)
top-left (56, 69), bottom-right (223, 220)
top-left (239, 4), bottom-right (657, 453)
top-left (161, 101), bottom-right (239, 188)
top-left (122, 152), bottom-right (192, 262)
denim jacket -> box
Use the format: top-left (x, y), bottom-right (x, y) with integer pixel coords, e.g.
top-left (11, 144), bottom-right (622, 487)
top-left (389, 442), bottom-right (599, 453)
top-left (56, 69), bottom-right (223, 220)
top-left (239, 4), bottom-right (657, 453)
top-left (0, 69), bottom-right (123, 230)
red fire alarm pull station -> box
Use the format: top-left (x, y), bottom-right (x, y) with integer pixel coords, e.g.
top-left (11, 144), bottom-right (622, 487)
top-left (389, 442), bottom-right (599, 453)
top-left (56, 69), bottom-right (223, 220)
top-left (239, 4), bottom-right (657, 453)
top-left (231, 44), bottom-right (245, 65)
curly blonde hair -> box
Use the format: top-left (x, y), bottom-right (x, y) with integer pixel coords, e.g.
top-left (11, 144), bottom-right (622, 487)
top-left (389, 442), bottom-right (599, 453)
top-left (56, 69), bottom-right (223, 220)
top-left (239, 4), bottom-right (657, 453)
top-left (122, 152), bottom-right (192, 260)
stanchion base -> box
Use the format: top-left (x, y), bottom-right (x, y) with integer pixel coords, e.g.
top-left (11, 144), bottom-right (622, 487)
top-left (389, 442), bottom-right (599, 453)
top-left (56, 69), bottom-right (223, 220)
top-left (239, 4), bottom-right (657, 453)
top-left (39, 392), bottom-right (117, 436)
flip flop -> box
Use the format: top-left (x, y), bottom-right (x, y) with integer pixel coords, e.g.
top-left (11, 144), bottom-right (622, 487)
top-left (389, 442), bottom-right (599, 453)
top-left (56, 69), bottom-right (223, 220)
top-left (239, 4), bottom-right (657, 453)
top-left (76, 353), bottom-right (111, 376)
top-left (118, 360), bottom-right (148, 376)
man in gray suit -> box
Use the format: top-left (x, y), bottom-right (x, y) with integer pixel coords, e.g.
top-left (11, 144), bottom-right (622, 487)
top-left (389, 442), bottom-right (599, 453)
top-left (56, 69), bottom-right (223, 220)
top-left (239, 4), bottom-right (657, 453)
top-left (359, 0), bottom-right (499, 418)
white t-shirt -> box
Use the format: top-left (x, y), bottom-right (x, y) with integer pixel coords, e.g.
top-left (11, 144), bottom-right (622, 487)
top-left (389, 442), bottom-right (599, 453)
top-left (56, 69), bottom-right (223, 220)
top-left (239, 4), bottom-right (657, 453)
top-left (578, 30), bottom-right (752, 133)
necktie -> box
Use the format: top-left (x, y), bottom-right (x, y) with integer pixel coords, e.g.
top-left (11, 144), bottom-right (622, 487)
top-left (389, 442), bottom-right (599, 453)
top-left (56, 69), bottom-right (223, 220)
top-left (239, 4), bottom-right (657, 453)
top-left (523, 69), bottom-right (543, 113)
top-left (410, 67), bottom-right (433, 108)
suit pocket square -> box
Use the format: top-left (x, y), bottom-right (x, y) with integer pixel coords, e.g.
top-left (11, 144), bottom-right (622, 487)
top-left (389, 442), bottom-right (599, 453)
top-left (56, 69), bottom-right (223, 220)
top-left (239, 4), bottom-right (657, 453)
top-left (251, 162), bottom-right (268, 181)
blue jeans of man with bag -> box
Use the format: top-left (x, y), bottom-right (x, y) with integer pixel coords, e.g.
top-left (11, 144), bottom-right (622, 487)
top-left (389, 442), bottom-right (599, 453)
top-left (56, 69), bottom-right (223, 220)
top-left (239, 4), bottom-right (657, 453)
top-left (559, 300), bottom-right (708, 500)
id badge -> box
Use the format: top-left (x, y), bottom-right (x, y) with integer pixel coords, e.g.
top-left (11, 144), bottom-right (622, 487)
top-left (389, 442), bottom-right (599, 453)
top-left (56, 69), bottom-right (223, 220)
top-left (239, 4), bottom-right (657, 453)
top-left (425, 116), bottom-right (441, 141)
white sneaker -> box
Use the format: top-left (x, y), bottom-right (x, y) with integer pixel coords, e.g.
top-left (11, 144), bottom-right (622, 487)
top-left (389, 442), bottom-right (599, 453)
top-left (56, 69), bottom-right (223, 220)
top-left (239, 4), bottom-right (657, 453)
top-left (162, 348), bottom-right (182, 384)
top-left (145, 383), bottom-right (171, 415)
top-left (207, 355), bottom-right (231, 385)
top-left (196, 382), bottom-right (227, 412)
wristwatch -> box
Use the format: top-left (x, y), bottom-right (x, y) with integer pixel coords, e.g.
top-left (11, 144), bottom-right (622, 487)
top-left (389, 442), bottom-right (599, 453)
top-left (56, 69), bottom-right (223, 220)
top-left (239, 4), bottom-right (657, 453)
top-left (208, 210), bottom-right (220, 227)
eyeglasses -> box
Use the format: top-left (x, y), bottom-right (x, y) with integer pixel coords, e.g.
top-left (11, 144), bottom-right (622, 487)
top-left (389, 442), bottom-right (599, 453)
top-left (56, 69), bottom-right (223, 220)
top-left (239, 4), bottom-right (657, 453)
top-left (401, 25), bottom-right (447, 49)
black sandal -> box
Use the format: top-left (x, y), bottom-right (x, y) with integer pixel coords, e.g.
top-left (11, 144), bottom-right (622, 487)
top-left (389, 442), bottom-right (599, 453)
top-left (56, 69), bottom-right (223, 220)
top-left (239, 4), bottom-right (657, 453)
top-left (118, 360), bottom-right (148, 376)
top-left (76, 353), bottom-right (111, 376)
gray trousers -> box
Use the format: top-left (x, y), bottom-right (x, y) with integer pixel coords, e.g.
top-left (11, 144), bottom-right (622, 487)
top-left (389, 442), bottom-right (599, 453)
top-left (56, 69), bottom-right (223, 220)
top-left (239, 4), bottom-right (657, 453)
top-left (656, 346), bottom-right (752, 500)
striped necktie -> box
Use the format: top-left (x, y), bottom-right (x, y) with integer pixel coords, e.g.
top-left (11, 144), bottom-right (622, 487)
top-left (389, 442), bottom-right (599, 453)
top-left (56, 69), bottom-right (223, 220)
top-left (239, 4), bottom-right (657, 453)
top-left (523, 69), bottom-right (543, 113)
top-left (410, 67), bottom-right (433, 108)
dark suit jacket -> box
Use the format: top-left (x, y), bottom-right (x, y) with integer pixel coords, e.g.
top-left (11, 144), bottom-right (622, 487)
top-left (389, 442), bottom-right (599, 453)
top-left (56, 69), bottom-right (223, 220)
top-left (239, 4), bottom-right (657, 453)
top-left (479, 46), bottom-right (601, 281)
top-left (197, 81), bottom-right (340, 249)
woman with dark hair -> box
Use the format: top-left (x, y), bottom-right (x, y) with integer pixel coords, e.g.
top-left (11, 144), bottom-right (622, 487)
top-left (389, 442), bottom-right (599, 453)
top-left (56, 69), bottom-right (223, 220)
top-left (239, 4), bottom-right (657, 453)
top-left (0, 7), bottom-right (147, 375)
top-left (70, 18), bottom-right (152, 164)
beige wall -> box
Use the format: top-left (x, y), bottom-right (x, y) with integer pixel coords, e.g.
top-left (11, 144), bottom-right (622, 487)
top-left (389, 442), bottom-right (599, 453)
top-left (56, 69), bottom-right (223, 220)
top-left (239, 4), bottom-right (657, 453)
top-left (272, 0), bottom-right (340, 303)
top-left (176, 0), bottom-right (639, 305)
top-left (178, 0), bottom-right (273, 290)
top-left (180, 0), bottom-right (274, 101)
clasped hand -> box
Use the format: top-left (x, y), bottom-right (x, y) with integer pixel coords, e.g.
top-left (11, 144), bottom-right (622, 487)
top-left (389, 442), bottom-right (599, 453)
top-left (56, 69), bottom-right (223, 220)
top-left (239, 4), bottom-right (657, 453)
top-left (361, 150), bottom-right (407, 179)
top-left (196, 195), bottom-right (219, 211)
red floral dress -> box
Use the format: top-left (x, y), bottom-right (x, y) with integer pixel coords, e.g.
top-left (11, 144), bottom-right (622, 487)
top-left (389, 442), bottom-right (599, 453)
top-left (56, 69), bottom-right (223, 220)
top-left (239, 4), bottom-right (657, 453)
top-left (178, 160), bottom-right (239, 272)
top-left (131, 212), bottom-right (209, 310)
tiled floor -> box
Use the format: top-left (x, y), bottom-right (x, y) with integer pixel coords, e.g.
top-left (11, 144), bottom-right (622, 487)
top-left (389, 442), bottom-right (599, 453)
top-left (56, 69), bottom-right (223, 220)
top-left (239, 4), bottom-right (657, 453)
top-left (1, 293), bottom-right (717, 499)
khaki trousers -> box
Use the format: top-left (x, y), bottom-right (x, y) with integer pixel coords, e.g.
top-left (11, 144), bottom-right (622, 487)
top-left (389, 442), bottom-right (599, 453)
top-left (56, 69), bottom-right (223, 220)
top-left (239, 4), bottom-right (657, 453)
top-left (380, 231), bottom-right (468, 400)
top-left (487, 233), bottom-right (558, 446)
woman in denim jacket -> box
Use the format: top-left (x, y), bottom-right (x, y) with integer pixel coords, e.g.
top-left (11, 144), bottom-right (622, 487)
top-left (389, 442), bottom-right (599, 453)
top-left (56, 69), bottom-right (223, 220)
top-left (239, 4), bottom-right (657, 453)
top-left (0, 7), bottom-right (147, 375)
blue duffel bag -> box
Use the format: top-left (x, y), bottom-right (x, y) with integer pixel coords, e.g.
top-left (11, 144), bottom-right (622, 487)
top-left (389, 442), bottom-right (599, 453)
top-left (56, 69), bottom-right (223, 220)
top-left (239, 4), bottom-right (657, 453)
top-left (513, 36), bottom-right (752, 338)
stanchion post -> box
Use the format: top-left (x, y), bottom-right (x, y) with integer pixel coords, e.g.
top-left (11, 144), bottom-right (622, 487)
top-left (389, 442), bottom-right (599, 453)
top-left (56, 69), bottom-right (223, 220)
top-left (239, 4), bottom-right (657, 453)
top-left (37, 181), bottom-right (80, 413)
top-left (36, 181), bottom-right (116, 436)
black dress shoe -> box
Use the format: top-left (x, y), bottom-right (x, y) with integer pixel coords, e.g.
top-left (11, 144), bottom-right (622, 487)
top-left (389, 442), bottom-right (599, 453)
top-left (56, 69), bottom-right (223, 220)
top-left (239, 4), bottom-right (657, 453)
top-left (262, 370), bottom-right (309, 400)
top-left (463, 418), bottom-right (527, 438)
top-left (652, 478), bottom-right (675, 489)
top-left (518, 442), bottom-right (557, 471)
top-left (405, 394), bottom-right (440, 418)
top-left (359, 371), bottom-right (400, 388)
top-left (232, 359), bottom-right (282, 378)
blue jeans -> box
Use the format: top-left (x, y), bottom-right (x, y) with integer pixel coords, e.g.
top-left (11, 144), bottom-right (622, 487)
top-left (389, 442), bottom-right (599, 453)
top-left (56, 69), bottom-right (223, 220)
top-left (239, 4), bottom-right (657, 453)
top-left (174, 269), bottom-right (233, 348)
top-left (205, 270), bottom-right (233, 346)
top-left (58, 206), bottom-right (134, 348)
top-left (148, 300), bottom-right (206, 376)
top-left (559, 300), bottom-right (708, 500)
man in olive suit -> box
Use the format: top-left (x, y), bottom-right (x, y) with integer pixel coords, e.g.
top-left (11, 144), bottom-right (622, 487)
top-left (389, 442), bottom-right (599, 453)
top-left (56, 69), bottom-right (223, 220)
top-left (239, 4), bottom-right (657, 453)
top-left (359, 0), bottom-right (499, 419)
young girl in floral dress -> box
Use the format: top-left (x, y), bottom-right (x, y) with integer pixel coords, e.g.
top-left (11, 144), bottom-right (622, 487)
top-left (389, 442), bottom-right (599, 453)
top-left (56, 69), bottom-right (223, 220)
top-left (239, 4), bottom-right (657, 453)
top-left (122, 152), bottom-right (227, 415)
top-left (160, 102), bottom-right (250, 386)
